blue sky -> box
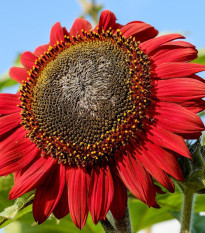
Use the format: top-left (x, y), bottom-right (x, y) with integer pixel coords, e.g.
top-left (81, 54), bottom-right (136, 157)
top-left (0, 0), bottom-right (204, 75)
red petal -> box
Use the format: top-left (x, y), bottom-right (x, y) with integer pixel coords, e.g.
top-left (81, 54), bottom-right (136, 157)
top-left (14, 152), bottom-right (40, 182)
top-left (0, 142), bottom-right (38, 176)
top-left (154, 62), bottom-right (205, 79)
top-left (53, 179), bottom-right (69, 219)
top-left (116, 151), bottom-right (156, 206)
top-left (164, 41), bottom-right (196, 48)
top-left (181, 99), bottom-right (205, 113)
top-left (0, 112), bottom-right (21, 136)
top-left (148, 40), bottom-right (195, 57)
top-left (0, 126), bottom-right (25, 152)
top-left (120, 21), bottom-right (158, 42)
top-left (68, 167), bottom-right (90, 229)
top-left (156, 78), bottom-right (205, 101)
top-left (141, 141), bottom-right (183, 181)
top-left (156, 102), bottom-right (204, 136)
top-left (152, 47), bottom-right (197, 65)
top-left (131, 143), bottom-right (175, 192)
top-left (88, 166), bottom-right (114, 224)
top-left (33, 164), bottom-right (65, 224)
top-left (97, 10), bottom-right (118, 31)
top-left (63, 27), bottom-right (69, 37)
top-left (0, 126), bottom-right (19, 142)
top-left (50, 22), bottom-right (66, 46)
top-left (9, 67), bottom-right (28, 83)
top-left (140, 34), bottom-right (185, 55)
top-left (147, 125), bottom-right (191, 158)
top-left (9, 157), bottom-right (55, 199)
top-left (110, 170), bottom-right (127, 220)
top-left (0, 94), bottom-right (20, 115)
top-left (70, 18), bottom-right (92, 37)
top-left (155, 185), bottom-right (165, 194)
top-left (20, 51), bottom-right (37, 70)
top-left (33, 44), bottom-right (50, 57)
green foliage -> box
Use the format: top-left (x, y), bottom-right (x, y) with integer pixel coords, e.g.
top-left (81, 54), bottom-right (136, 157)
top-left (0, 176), bottom-right (14, 213)
top-left (170, 211), bottom-right (205, 233)
top-left (0, 193), bottom-right (34, 228)
top-left (0, 175), bottom-right (34, 229)
top-left (4, 213), bottom-right (104, 233)
top-left (129, 185), bottom-right (205, 232)
top-left (194, 49), bottom-right (205, 65)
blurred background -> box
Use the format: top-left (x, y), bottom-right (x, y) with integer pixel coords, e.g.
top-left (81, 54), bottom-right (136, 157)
top-left (0, 0), bottom-right (205, 233)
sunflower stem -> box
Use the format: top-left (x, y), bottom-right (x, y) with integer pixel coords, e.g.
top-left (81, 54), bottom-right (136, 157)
top-left (113, 205), bottom-right (132, 233)
top-left (180, 188), bottom-right (195, 233)
top-left (100, 218), bottom-right (117, 233)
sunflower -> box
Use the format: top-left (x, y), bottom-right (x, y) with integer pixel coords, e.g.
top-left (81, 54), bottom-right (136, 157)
top-left (0, 10), bottom-right (205, 229)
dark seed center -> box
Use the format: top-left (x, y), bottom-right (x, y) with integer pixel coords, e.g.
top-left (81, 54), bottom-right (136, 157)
top-left (32, 40), bottom-right (133, 146)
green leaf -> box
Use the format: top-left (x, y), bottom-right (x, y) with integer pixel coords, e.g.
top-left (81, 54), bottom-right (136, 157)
top-left (193, 49), bottom-right (205, 65)
top-left (4, 213), bottom-right (104, 233)
top-left (0, 175), bottom-right (14, 213)
top-left (0, 192), bottom-right (34, 228)
top-left (193, 213), bottom-right (205, 233)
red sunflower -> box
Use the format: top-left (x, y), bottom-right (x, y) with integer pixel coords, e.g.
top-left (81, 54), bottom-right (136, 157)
top-left (1, 10), bottom-right (205, 229)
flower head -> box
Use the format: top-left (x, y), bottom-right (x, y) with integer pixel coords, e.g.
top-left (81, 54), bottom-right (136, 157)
top-left (1, 10), bottom-right (205, 229)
